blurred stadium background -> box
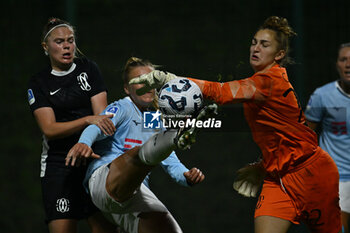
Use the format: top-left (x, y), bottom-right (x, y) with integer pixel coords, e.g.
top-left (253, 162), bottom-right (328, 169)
top-left (1, 0), bottom-right (350, 232)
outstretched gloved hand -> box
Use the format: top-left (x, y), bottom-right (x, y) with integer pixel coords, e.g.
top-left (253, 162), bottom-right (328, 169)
top-left (129, 70), bottom-right (178, 95)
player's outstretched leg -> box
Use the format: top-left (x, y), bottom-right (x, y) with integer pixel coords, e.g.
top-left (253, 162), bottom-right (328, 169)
top-left (106, 129), bottom-right (179, 202)
top-left (105, 129), bottom-right (182, 233)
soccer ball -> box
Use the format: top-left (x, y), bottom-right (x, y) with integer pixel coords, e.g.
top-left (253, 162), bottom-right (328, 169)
top-left (158, 78), bottom-right (203, 117)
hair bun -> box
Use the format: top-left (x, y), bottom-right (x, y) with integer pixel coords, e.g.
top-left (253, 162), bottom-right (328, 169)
top-left (262, 16), bottom-right (297, 37)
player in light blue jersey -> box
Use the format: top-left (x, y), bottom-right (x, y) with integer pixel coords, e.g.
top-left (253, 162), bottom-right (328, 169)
top-left (305, 42), bottom-right (350, 233)
top-left (65, 57), bottom-right (204, 233)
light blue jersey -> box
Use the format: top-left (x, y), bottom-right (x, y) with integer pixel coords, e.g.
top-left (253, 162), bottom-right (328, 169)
top-left (80, 97), bottom-right (189, 192)
top-left (305, 81), bottom-right (350, 180)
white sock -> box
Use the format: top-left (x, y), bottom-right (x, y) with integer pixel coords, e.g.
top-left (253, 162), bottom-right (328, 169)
top-left (138, 129), bottom-right (178, 165)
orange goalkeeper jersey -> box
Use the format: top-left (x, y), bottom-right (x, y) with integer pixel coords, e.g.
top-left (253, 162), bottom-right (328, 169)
top-left (190, 65), bottom-right (318, 175)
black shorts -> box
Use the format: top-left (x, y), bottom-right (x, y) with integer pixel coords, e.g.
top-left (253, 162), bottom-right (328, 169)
top-left (41, 162), bottom-right (99, 223)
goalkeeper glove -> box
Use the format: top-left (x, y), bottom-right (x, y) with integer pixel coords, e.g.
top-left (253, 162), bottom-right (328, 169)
top-left (233, 161), bottom-right (266, 198)
top-left (129, 70), bottom-right (178, 95)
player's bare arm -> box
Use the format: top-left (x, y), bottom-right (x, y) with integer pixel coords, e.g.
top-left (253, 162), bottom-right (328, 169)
top-left (34, 107), bottom-right (115, 139)
top-left (65, 143), bottom-right (100, 167)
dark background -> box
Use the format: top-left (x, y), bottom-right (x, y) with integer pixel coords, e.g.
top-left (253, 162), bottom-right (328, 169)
top-left (1, 0), bottom-right (350, 232)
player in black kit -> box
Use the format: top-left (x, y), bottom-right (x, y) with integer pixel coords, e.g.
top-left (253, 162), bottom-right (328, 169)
top-left (27, 17), bottom-right (118, 233)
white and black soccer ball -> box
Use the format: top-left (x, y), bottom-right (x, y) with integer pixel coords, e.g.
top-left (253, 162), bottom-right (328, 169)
top-left (158, 78), bottom-right (203, 117)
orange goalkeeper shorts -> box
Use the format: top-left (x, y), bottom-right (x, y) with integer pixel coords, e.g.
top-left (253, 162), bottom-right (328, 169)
top-left (255, 148), bottom-right (341, 233)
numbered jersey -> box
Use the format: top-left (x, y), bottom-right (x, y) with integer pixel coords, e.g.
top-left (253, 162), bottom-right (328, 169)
top-left (190, 65), bottom-right (318, 175)
top-left (28, 57), bottom-right (107, 166)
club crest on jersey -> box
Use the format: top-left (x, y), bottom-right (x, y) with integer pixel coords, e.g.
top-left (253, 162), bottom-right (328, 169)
top-left (105, 106), bottom-right (118, 117)
top-left (143, 110), bottom-right (162, 129)
top-left (28, 89), bottom-right (35, 105)
top-left (77, 72), bottom-right (91, 91)
top-left (56, 198), bottom-right (70, 213)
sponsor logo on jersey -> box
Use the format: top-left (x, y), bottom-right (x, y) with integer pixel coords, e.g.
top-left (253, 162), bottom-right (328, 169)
top-left (105, 106), bottom-right (118, 117)
top-left (28, 89), bottom-right (35, 105)
top-left (77, 72), bottom-right (91, 91)
top-left (133, 120), bottom-right (141, 126)
top-left (50, 88), bottom-right (61, 95)
top-left (56, 198), bottom-right (70, 213)
top-left (143, 110), bottom-right (162, 129)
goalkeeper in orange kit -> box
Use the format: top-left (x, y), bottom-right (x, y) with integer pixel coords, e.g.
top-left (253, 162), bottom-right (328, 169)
top-left (130, 16), bottom-right (341, 233)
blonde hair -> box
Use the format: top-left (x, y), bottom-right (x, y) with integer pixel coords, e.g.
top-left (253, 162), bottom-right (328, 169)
top-left (122, 57), bottom-right (155, 84)
top-left (122, 57), bottom-right (159, 109)
top-left (259, 16), bottom-right (297, 66)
